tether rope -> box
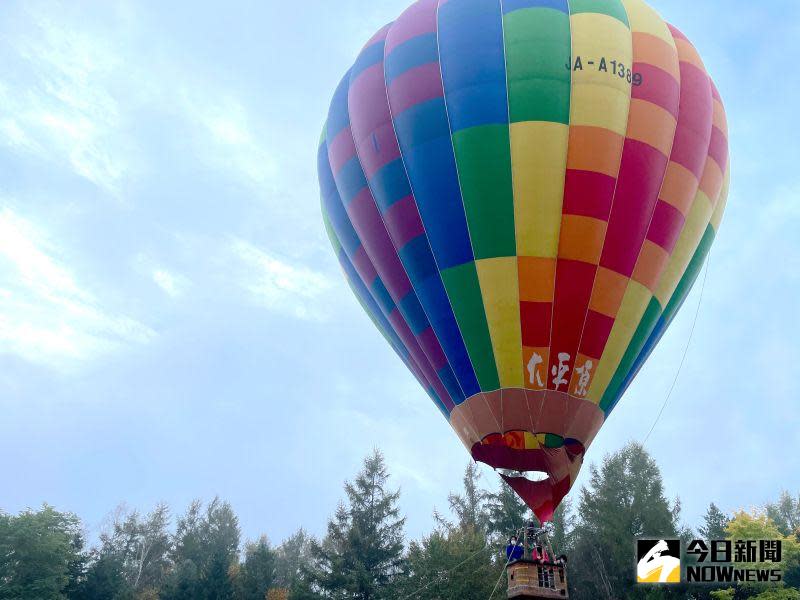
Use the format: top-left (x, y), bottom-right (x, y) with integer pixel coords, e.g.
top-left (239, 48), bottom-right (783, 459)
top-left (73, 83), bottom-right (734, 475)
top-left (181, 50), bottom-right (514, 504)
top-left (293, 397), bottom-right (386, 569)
top-left (642, 251), bottom-right (712, 445)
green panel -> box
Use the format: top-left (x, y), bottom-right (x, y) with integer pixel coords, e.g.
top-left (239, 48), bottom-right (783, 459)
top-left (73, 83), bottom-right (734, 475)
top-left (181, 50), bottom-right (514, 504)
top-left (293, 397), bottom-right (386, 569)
top-left (441, 262), bottom-right (500, 391)
top-left (322, 210), bottom-right (342, 254)
top-left (599, 226), bottom-right (717, 411)
top-left (568, 0), bottom-right (630, 27)
top-left (544, 433), bottom-right (564, 448)
top-left (504, 8), bottom-right (571, 124)
top-left (452, 125), bottom-right (516, 260)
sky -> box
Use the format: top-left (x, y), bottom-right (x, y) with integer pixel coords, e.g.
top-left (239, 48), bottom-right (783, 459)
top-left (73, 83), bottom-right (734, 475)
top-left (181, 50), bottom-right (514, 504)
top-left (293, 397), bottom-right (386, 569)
top-left (0, 0), bottom-right (798, 546)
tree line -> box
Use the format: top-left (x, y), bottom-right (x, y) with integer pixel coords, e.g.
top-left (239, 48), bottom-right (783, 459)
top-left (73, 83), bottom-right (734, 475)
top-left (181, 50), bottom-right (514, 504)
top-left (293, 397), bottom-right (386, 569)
top-left (1, 443), bottom-right (798, 599)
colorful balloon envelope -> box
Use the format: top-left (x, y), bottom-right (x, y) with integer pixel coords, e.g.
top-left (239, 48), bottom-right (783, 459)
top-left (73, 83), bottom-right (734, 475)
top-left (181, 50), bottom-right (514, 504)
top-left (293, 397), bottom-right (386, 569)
top-left (319, 0), bottom-right (729, 523)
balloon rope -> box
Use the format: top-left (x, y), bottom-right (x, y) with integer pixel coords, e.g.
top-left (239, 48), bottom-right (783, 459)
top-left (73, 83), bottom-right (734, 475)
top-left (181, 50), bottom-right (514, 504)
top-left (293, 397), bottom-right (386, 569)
top-left (642, 251), bottom-right (711, 445)
top-left (399, 540), bottom-right (492, 600)
top-left (489, 527), bottom-right (527, 600)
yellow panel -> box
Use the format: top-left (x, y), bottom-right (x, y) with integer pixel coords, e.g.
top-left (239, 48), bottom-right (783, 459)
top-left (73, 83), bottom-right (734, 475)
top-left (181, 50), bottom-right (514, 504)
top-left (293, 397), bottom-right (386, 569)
top-left (476, 257), bottom-right (523, 388)
top-left (524, 431), bottom-right (540, 449)
top-left (653, 192), bottom-right (714, 306)
top-left (621, 0), bottom-right (673, 45)
top-left (711, 166), bottom-right (730, 231)
top-left (570, 85), bottom-right (631, 136)
top-left (510, 121), bottom-right (569, 258)
top-left (586, 280), bottom-right (652, 403)
top-left (569, 13), bottom-right (633, 135)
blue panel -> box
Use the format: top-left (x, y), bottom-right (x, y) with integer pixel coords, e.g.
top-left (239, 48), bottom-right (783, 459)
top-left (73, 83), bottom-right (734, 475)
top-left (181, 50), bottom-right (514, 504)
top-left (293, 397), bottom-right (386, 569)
top-left (391, 99), bottom-right (474, 269)
top-left (398, 235), bottom-right (439, 283)
top-left (437, 366), bottom-right (463, 412)
top-left (398, 293), bottom-right (430, 336)
top-left (317, 143), bottom-right (337, 199)
top-left (384, 33), bottom-right (439, 85)
top-left (326, 61), bottom-right (467, 406)
top-left (351, 40), bottom-right (385, 80)
top-left (370, 159), bottom-right (412, 212)
top-left (370, 278), bottom-right (396, 316)
top-left (431, 388), bottom-right (450, 418)
top-left (502, 0), bottom-right (569, 14)
top-left (322, 186), bottom-right (361, 257)
top-left (335, 157), bottom-right (368, 205)
top-left (337, 249), bottom-right (409, 360)
top-left (326, 73), bottom-right (352, 139)
top-left (417, 274), bottom-right (481, 398)
top-left (391, 97), bottom-right (452, 148)
top-left (438, 0), bottom-right (509, 132)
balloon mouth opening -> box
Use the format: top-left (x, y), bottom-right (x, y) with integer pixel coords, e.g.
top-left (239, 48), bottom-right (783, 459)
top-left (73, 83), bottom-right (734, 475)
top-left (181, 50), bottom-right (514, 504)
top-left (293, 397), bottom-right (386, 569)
top-left (469, 430), bottom-right (586, 471)
top-left (504, 470), bottom-right (550, 483)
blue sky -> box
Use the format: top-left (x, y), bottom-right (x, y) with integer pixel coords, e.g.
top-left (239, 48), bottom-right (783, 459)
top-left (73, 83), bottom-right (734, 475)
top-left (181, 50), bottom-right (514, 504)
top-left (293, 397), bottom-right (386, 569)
top-left (0, 0), bottom-right (798, 545)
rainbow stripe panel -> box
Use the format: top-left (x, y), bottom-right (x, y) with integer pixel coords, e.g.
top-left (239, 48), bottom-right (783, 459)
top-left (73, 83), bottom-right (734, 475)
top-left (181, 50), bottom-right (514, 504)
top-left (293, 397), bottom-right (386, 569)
top-left (320, 0), bottom-right (729, 522)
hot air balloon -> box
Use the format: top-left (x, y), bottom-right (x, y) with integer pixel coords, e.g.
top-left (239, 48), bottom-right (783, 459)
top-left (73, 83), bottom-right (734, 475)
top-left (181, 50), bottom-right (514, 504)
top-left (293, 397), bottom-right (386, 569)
top-left (319, 0), bottom-right (729, 526)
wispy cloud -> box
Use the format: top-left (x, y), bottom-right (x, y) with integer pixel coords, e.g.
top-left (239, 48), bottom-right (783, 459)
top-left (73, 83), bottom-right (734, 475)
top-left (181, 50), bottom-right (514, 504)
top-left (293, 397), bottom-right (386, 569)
top-left (229, 238), bottom-right (332, 321)
top-left (0, 4), bottom-right (132, 196)
top-left (0, 208), bottom-right (154, 368)
top-left (180, 95), bottom-right (279, 190)
top-left (152, 269), bottom-right (190, 299)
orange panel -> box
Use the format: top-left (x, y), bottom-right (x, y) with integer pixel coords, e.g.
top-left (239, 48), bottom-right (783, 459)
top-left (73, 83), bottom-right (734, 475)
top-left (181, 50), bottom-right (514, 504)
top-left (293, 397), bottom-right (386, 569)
top-left (566, 126), bottom-right (624, 177)
top-left (559, 215), bottom-right (607, 264)
top-left (674, 37), bottom-right (705, 71)
top-left (625, 99), bottom-right (676, 157)
top-left (632, 239), bottom-right (670, 291)
top-left (518, 257), bottom-right (556, 302)
top-left (588, 266), bottom-right (629, 317)
top-left (632, 32), bottom-right (680, 80)
top-left (699, 158), bottom-right (724, 203)
top-left (659, 162), bottom-right (698, 216)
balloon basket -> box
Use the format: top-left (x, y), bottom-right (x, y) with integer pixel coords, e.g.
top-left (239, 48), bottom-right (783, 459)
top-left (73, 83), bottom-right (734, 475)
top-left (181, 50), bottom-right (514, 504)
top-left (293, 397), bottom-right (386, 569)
top-left (506, 560), bottom-right (569, 599)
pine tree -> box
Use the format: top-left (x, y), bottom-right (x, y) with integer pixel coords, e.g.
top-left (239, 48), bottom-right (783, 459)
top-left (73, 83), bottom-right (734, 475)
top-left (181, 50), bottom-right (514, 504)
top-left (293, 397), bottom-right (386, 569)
top-left (442, 462), bottom-right (490, 535)
top-left (486, 471), bottom-right (532, 540)
top-left (766, 491), bottom-right (800, 537)
top-left (309, 450), bottom-right (405, 600)
top-left (699, 503), bottom-right (731, 540)
top-left (237, 537), bottom-right (276, 599)
top-left (567, 442), bottom-right (683, 600)
top-left (401, 527), bottom-right (501, 600)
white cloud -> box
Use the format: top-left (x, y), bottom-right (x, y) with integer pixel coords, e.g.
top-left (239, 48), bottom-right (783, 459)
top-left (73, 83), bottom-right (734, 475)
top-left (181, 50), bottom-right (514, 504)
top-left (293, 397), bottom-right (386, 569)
top-left (0, 208), bottom-right (154, 368)
top-left (179, 94), bottom-right (279, 189)
top-left (0, 4), bottom-right (131, 196)
top-left (1, 2), bottom-right (280, 202)
top-left (152, 269), bottom-right (190, 299)
top-left (230, 238), bottom-right (332, 321)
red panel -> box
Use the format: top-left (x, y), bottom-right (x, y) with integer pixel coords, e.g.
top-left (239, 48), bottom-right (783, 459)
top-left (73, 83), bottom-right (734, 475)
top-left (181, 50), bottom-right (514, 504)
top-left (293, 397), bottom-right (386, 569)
top-left (418, 326), bottom-right (448, 371)
top-left (600, 139), bottom-right (669, 277)
top-left (646, 200), bottom-right (686, 252)
top-left (351, 246), bottom-right (378, 284)
top-left (562, 170), bottom-right (617, 219)
top-left (669, 63), bottom-right (713, 179)
top-left (383, 195), bottom-right (425, 247)
top-left (520, 301), bottom-right (552, 348)
top-left (631, 63), bottom-right (680, 119)
top-left (579, 310), bottom-right (616, 359)
top-left (548, 260), bottom-right (597, 390)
